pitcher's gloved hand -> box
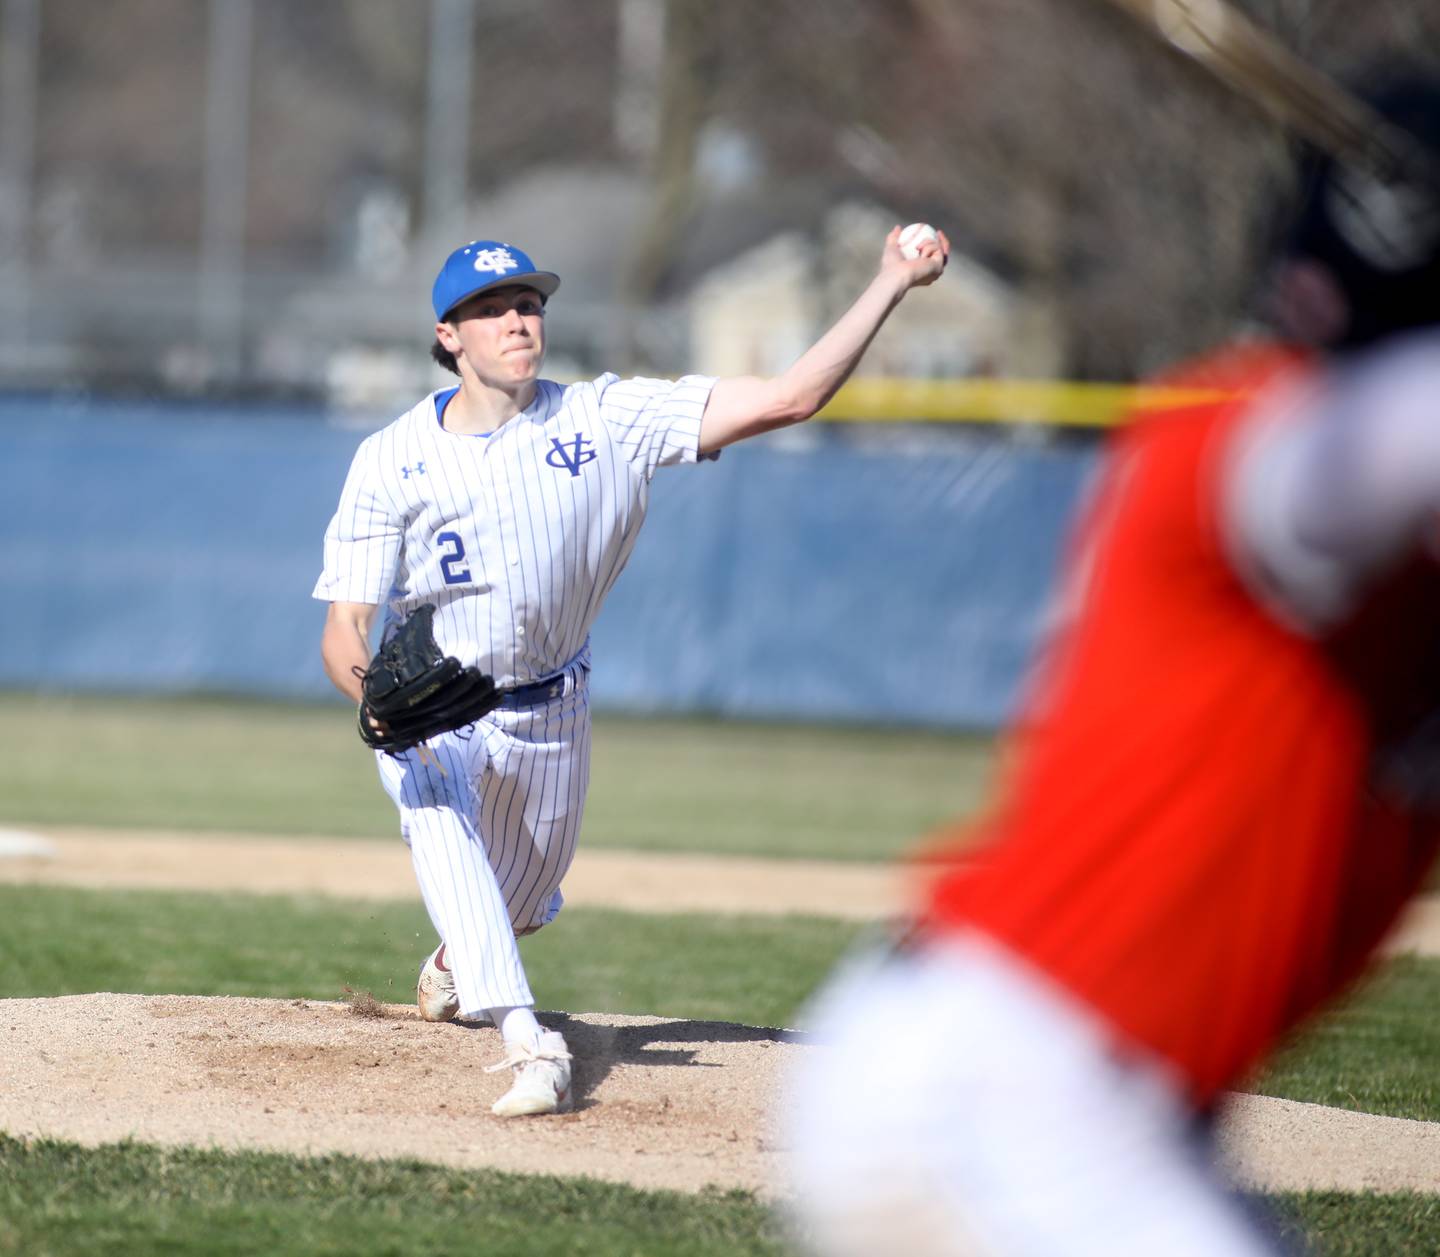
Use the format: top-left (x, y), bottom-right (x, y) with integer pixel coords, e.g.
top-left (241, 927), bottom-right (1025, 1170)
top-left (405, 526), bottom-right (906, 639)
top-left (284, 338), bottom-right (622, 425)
top-left (356, 603), bottom-right (500, 755)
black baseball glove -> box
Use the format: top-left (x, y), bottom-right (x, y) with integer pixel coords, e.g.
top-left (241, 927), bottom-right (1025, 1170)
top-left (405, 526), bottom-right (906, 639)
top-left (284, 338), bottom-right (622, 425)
top-left (355, 603), bottom-right (501, 755)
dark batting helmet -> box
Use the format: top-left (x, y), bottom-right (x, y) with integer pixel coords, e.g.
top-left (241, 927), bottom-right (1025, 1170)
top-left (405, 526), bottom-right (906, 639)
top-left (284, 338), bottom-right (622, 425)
top-left (1280, 71), bottom-right (1440, 349)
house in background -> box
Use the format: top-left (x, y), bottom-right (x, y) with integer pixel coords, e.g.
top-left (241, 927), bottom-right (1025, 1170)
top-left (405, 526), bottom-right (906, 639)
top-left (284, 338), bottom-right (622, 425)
top-left (687, 202), bottom-right (1016, 383)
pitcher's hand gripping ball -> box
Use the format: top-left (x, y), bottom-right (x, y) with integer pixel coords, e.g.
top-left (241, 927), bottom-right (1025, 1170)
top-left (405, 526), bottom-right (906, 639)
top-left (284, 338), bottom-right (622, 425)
top-left (356, 603), bottom-right (501, 755)
top-left (898, 222), bottom-right (940, 259)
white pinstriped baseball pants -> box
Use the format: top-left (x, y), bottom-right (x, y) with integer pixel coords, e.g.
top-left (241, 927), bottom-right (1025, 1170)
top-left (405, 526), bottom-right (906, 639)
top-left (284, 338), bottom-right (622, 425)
top-left (375, 664), bottom-right (590, 1015)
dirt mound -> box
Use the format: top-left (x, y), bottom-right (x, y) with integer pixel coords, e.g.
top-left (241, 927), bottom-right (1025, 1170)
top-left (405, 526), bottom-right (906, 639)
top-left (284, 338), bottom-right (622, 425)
top-left (0, 993), bottom-right (796, 1195)
top-left (2, 993), bottom-right (1436, 1197)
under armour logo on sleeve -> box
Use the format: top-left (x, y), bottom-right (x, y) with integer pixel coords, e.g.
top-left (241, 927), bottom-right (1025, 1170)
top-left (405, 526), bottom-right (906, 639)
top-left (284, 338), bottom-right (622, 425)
top-left (401, 462), bottom-right (428, 479)
top-left (545, 434), bottom-right (597, 477)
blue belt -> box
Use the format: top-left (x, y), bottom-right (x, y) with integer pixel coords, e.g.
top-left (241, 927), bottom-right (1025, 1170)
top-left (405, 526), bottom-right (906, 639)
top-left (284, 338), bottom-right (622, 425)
top-left (497, 673), bottom-right (568, 709)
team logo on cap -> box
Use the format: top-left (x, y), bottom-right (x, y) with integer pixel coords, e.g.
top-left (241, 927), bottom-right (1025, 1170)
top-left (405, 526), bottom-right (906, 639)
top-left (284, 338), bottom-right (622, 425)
top-left (472, 246), bottom-right (520, 276)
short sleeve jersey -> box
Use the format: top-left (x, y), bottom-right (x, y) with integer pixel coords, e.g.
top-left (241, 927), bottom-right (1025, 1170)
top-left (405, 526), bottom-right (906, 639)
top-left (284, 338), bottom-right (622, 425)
top-left (313, 373), bottom-right (716, 687)
top-left (922, 342), bottom-right (1440, 1106)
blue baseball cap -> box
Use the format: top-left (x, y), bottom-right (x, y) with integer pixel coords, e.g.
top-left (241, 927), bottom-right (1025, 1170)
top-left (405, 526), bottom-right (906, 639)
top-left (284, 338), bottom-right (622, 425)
top-left (431, 240), bottom-right (561, 321)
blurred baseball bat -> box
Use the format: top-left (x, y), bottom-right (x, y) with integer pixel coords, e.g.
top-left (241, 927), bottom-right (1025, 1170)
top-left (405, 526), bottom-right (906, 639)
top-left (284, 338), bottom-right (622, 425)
top-left (1097, 0), bottom-right (1434, 186)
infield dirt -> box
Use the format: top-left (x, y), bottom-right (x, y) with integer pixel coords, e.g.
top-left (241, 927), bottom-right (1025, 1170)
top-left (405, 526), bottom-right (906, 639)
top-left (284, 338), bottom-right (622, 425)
top-left (3, 826), bottom-right (1439, 954)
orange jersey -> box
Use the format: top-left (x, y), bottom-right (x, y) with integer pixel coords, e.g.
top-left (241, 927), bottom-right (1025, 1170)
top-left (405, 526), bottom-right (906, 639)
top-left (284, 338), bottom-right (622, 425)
top-left (924, 341), bottom-right (1440, 1105)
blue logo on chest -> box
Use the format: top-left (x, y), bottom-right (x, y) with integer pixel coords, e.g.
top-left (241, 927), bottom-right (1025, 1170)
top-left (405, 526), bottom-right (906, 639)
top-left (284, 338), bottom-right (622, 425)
top-left (545, 434), bottom-right (597, 477)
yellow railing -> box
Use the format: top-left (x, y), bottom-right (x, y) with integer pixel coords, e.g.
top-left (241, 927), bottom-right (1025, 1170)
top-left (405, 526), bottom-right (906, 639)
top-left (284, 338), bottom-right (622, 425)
top-left (820, 379), bottom-right (1238, 428)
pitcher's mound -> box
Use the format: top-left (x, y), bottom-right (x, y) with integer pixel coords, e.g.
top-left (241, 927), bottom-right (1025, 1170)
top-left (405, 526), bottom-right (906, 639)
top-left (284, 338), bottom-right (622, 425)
top-left (0, 993), bottom-right (799, 1194)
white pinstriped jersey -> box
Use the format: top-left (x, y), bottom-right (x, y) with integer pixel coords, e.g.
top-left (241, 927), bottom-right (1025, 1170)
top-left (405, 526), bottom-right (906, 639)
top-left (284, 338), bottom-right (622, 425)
top-left (313, 372), bottom-right (717, 687)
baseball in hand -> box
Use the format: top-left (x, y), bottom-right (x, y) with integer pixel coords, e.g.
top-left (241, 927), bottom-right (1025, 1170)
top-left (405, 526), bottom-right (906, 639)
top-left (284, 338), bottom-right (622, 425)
top-left (898, 222), bottom-right (939, 260)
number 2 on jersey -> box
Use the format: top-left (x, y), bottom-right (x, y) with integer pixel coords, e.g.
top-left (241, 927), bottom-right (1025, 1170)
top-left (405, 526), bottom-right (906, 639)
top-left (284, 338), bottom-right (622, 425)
top-left (437, 531), bottom-right (472, 585)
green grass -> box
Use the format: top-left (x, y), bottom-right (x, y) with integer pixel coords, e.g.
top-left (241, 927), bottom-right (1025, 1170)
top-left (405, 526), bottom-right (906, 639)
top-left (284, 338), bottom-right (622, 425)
top-left (2, 1138), bottom-right (1439, 1257)
top-left (0, 693), bottom-right (390, 839)
top-left (0, 885), bottom-right (863, 1029)
top-left (0, 692), bottom-right (995, 861)
top-left (0, 1136), bottom-right (788, 1257)
top-left (1266, 1191), bottom-right (1440, 1255)
top-left (584, 713), bottom-right (992, 860)
top-left (1252, 956), bottom-right (1440, 1121)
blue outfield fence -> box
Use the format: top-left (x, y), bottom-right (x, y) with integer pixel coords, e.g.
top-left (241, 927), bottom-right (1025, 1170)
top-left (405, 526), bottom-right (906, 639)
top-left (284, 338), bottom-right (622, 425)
top-left (0, 397), bottom-right (1100, 729)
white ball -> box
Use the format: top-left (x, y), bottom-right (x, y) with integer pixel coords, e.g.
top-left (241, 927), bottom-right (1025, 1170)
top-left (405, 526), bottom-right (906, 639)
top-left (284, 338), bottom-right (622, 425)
top-left (898, 222), bottom-right (939, 260)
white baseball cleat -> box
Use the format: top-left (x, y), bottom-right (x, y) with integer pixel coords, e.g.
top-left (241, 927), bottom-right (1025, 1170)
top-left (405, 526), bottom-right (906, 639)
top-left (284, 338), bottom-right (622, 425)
top-left (486, 1030), bottom-right (574, 1117)
top-left (416, 945), bottom-right (459, 1023)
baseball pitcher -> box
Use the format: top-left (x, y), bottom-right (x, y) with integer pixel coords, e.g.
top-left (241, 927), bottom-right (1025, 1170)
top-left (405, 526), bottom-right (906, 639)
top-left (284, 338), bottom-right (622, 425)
top-left (315, 226), bottom-right (947, 1116)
